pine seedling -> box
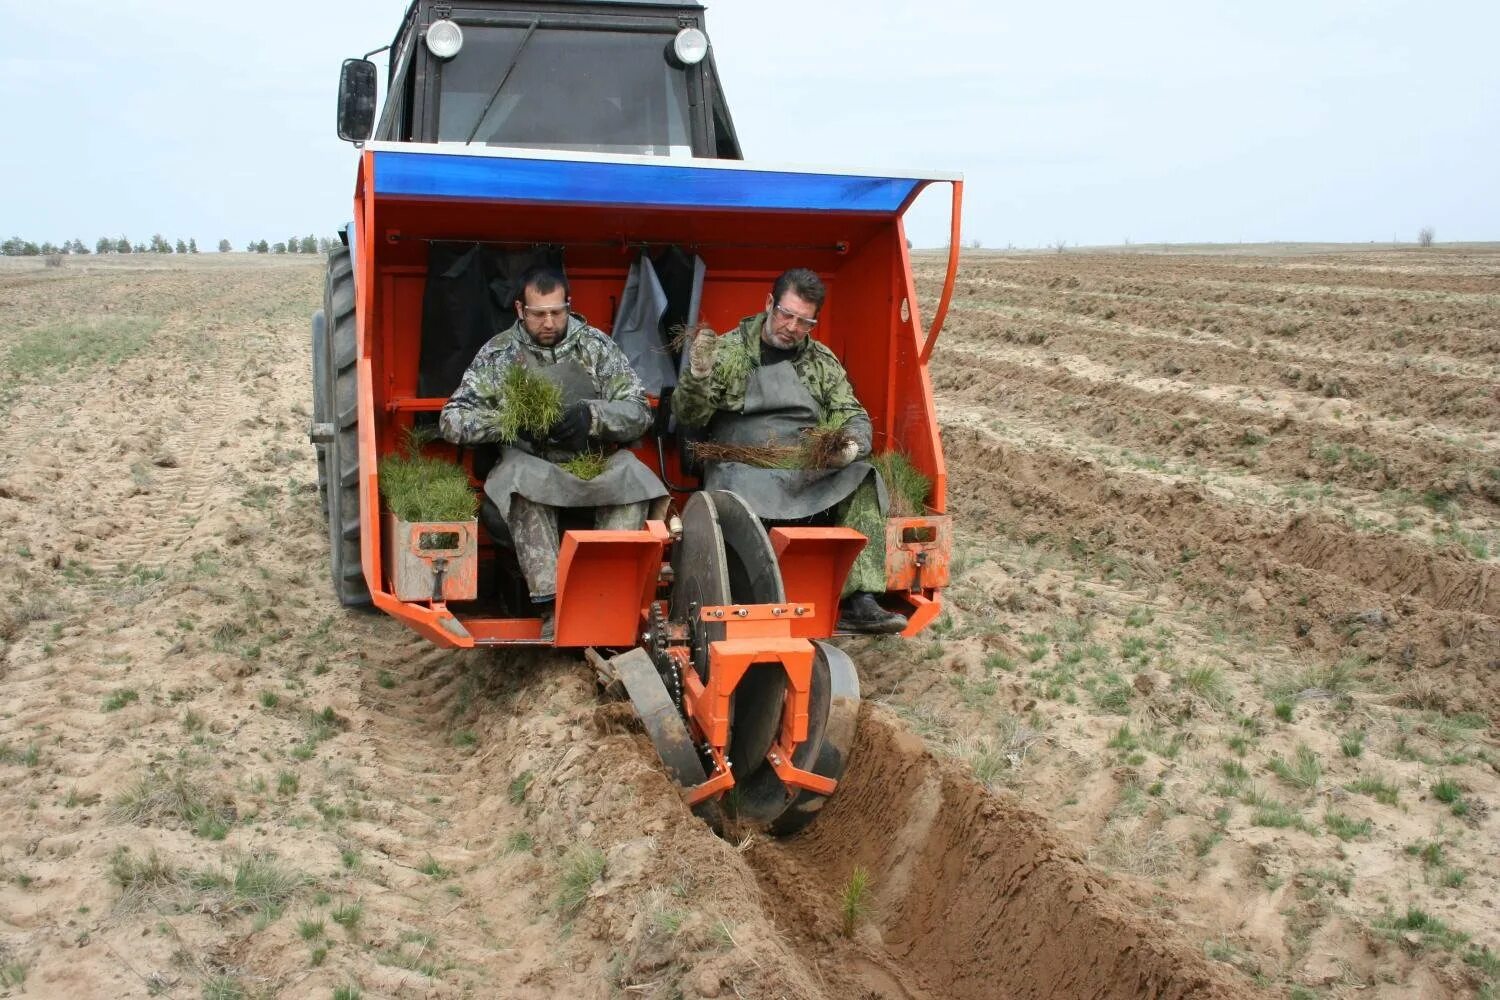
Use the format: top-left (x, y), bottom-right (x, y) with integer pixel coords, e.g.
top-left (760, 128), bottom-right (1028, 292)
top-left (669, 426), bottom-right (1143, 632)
top-left (839, 866), bottom-right (873, 936)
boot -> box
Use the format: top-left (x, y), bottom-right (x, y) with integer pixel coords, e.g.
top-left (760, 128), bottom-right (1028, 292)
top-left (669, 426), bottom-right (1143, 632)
top-left (837, 592), bottom-right (907, 634)
top-left (533, 596), bottom-right (556, 643)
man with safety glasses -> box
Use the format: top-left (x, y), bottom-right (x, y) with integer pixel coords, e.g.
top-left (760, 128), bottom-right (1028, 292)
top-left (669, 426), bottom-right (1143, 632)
top-left (673, 268), bottom-right (907, 634)
top-left (440, 265), bottom-right (666, 640)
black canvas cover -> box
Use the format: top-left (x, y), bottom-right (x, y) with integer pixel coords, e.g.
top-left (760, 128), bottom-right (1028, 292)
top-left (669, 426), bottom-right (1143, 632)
top-left (417, 242), bottom-right (564, 399)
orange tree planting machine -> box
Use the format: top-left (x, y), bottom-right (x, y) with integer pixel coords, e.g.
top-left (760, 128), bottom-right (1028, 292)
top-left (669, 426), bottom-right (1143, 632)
top-left (311, 0), bottom-right (961, 831)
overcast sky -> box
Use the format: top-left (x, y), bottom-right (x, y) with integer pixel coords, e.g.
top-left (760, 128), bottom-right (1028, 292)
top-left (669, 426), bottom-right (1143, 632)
top-left (2, 1), bottom-right (1496, 249)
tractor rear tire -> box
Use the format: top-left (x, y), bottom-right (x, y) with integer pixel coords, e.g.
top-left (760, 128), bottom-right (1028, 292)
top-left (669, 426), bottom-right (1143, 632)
top-left (323, 246), bottom-right (371, 607)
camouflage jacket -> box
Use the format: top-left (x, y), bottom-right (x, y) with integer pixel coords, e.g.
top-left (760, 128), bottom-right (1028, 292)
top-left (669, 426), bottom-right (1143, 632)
top-left (672, 311), bottom-right (873, 453)
top-left (439, 314), bottom-right (653, 449)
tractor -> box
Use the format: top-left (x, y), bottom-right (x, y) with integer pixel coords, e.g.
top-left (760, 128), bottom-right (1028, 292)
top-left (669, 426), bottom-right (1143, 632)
top-left (310, 0), bottom-right (962, 831)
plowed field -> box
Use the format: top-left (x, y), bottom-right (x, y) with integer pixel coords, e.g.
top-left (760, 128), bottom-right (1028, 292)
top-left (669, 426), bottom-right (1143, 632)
top-left (0, 247), bottom-right (1494, 999)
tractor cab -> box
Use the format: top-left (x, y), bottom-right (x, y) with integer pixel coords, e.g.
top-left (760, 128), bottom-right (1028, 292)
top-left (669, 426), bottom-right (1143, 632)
top-left (337, 0), bottom-right (741, 159)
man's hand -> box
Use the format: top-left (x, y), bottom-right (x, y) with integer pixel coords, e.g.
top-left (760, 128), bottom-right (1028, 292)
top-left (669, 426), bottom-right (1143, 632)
top-left (688, 328), bottom-right (718, 379)
top-left (548, 402), bottom-right (592, 452)
top-left (833, 438), bottom-right (861, 468)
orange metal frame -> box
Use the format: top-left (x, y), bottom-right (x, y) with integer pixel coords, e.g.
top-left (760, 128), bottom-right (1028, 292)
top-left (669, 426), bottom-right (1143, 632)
top-left (349, 148), bottom-right (963, 649)
top-left (674, 605), bottom-right (834, 806)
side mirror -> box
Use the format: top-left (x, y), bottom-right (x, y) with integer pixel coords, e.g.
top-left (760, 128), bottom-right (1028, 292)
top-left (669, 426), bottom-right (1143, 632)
top-left (336, 58), bottom-right (377, 143)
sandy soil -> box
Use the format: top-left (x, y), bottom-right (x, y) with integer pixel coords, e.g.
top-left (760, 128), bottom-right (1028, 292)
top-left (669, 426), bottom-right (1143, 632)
top-left (0, 248), bottom-right (1494, 999)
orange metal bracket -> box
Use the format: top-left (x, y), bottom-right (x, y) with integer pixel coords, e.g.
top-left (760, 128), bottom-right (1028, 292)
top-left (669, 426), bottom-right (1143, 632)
top-left (919, 180), bottom-right (964, 365)
top-left (371, 590), bottom-right (474, 648)
top-left (769, 527), bottom-right (866, 639)
top-left (682, 636), bottom-right (813, 751)
top-left (766, 741), bottom-right (838, 796)
top-left (885, 515), bottom-right (953, 593)
top-left (554, 529), bottom-right (663, 648)
top-left (899, 592), bottom-right (943, 638)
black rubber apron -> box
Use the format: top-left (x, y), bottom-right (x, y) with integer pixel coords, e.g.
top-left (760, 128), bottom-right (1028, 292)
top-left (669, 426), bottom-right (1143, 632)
top-left (483, 355), bottom-right (666, 523)
top-left (704, 358), bottom-right (886, 521)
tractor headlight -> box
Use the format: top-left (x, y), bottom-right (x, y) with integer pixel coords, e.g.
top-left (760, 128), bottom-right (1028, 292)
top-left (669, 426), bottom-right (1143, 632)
top-left (425, 19), bottom-right (464, 60)
top-left (672, 27), bottom-right (708, 65)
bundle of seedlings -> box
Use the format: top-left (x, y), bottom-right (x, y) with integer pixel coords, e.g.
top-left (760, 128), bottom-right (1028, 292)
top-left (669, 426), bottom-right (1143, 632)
top-left (871, 450), bottom-right (932, 517)
top-left (473, 363), bottom-right (563, 443)
top-left (560, 450), bottom-right (609, 481)
top-left (378, 430), bottom-right (478, 523)
top-left (694, 425), bottom-right (855, 470)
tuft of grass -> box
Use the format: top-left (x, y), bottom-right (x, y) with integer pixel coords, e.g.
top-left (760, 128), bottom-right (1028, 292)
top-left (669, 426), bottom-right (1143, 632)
top-left (1431, 777), bottom-right (1463, 804)
top-left (330, 901), bottom-right (362, 931)
top-left (650, 906), bottom-right (687, 937)
top-left (1181, 664), bottom-right (1228, 702)
top-left (1088, 673), bottom-right (1132, 714)
top-left (839, 866), bottom-right (874, 937)
top-left (210, 854), bottom-right (306, 917)
top-left (112, 769), bottom-right (235, 840)
top-left (1107, 724), bottom-right (1140, 752)
top-left (259, 690), bottom-right (279, 709)
top-left (1347, 774), bottom-right (1400, 806)
top-left (109, 847), bottom-right (184, 914)
top-left (1405, 839), bottom-right (1446, 869)
top-left (109, 847), bottom-right (178, 891)
top-left (508, 770), bottom-right (535, 805)
top-left (0, 962), bottom-right (26, 988)
top-left (1324, 811), bottom-right (1373, 841)
top-left (277, 770), bottom-right (299, 796)
top-left (201, 975), bottom-right (246, 1000)
top-left (505, 830), bottom-right (534, 854)
top-left (1268, 744), bottom-right (1321, 790)
top-left (1272, 698), bottom-right (1294, 722)
top-left (1301, 866), bottom-right (1353, 896)
top-left (451, 729), bottom-right (477, 748)
top-left (556, 845), bottom-right (606, 916)
top-left (1376, 906), bottom-right (1470, 951)
top-left (332, 986), bottom-right (362, 1000)
top-left (1340, 730), bottom-right (1365, 757)
top-left (1241, 788), bottom-right (1314, 832)
top-left (101, 688), bottom-right (140, 712)
top-left (418, 856), bottom-right (452, 879)
top-left (298, 917), bottom-right (325, 941)
top-left (1439, 867), bottom-right (1467, 889)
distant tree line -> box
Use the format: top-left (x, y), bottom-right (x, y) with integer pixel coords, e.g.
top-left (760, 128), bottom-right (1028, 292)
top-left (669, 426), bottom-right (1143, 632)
top-left (240, 236), bottom-right (341, 255)
top-left (2, 234), bottom-right (341, 257)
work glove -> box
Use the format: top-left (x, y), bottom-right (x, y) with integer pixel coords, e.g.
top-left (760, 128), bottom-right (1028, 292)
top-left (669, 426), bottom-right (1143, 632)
top-left (833, 438), bottom-right (861, 468)
top-left (514, 425), bottom-right (547, 452)
top-left (548, 402), bottom-right (592, 453)
top-left (688, 328), bottom-right (718, 379)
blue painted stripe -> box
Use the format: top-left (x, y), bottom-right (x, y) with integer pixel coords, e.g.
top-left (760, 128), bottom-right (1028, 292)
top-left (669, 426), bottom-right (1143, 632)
top-left (373, 151), bottom-right (921, 214)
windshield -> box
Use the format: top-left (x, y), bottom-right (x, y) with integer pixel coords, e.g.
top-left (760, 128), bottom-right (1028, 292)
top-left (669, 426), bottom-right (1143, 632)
top-left (437, 26), bottom-right (692, 156)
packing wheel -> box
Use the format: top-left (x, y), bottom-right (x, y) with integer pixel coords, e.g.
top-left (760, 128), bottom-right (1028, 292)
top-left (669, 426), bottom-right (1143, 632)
top-left (666, 491), bottom-right (857, 832)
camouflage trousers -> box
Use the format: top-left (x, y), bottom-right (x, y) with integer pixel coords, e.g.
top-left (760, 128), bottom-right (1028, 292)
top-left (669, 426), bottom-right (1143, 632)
top-left (509, 496), bottom-right (650, 601)
top-left (836, 478), bottom-right (888, 598)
